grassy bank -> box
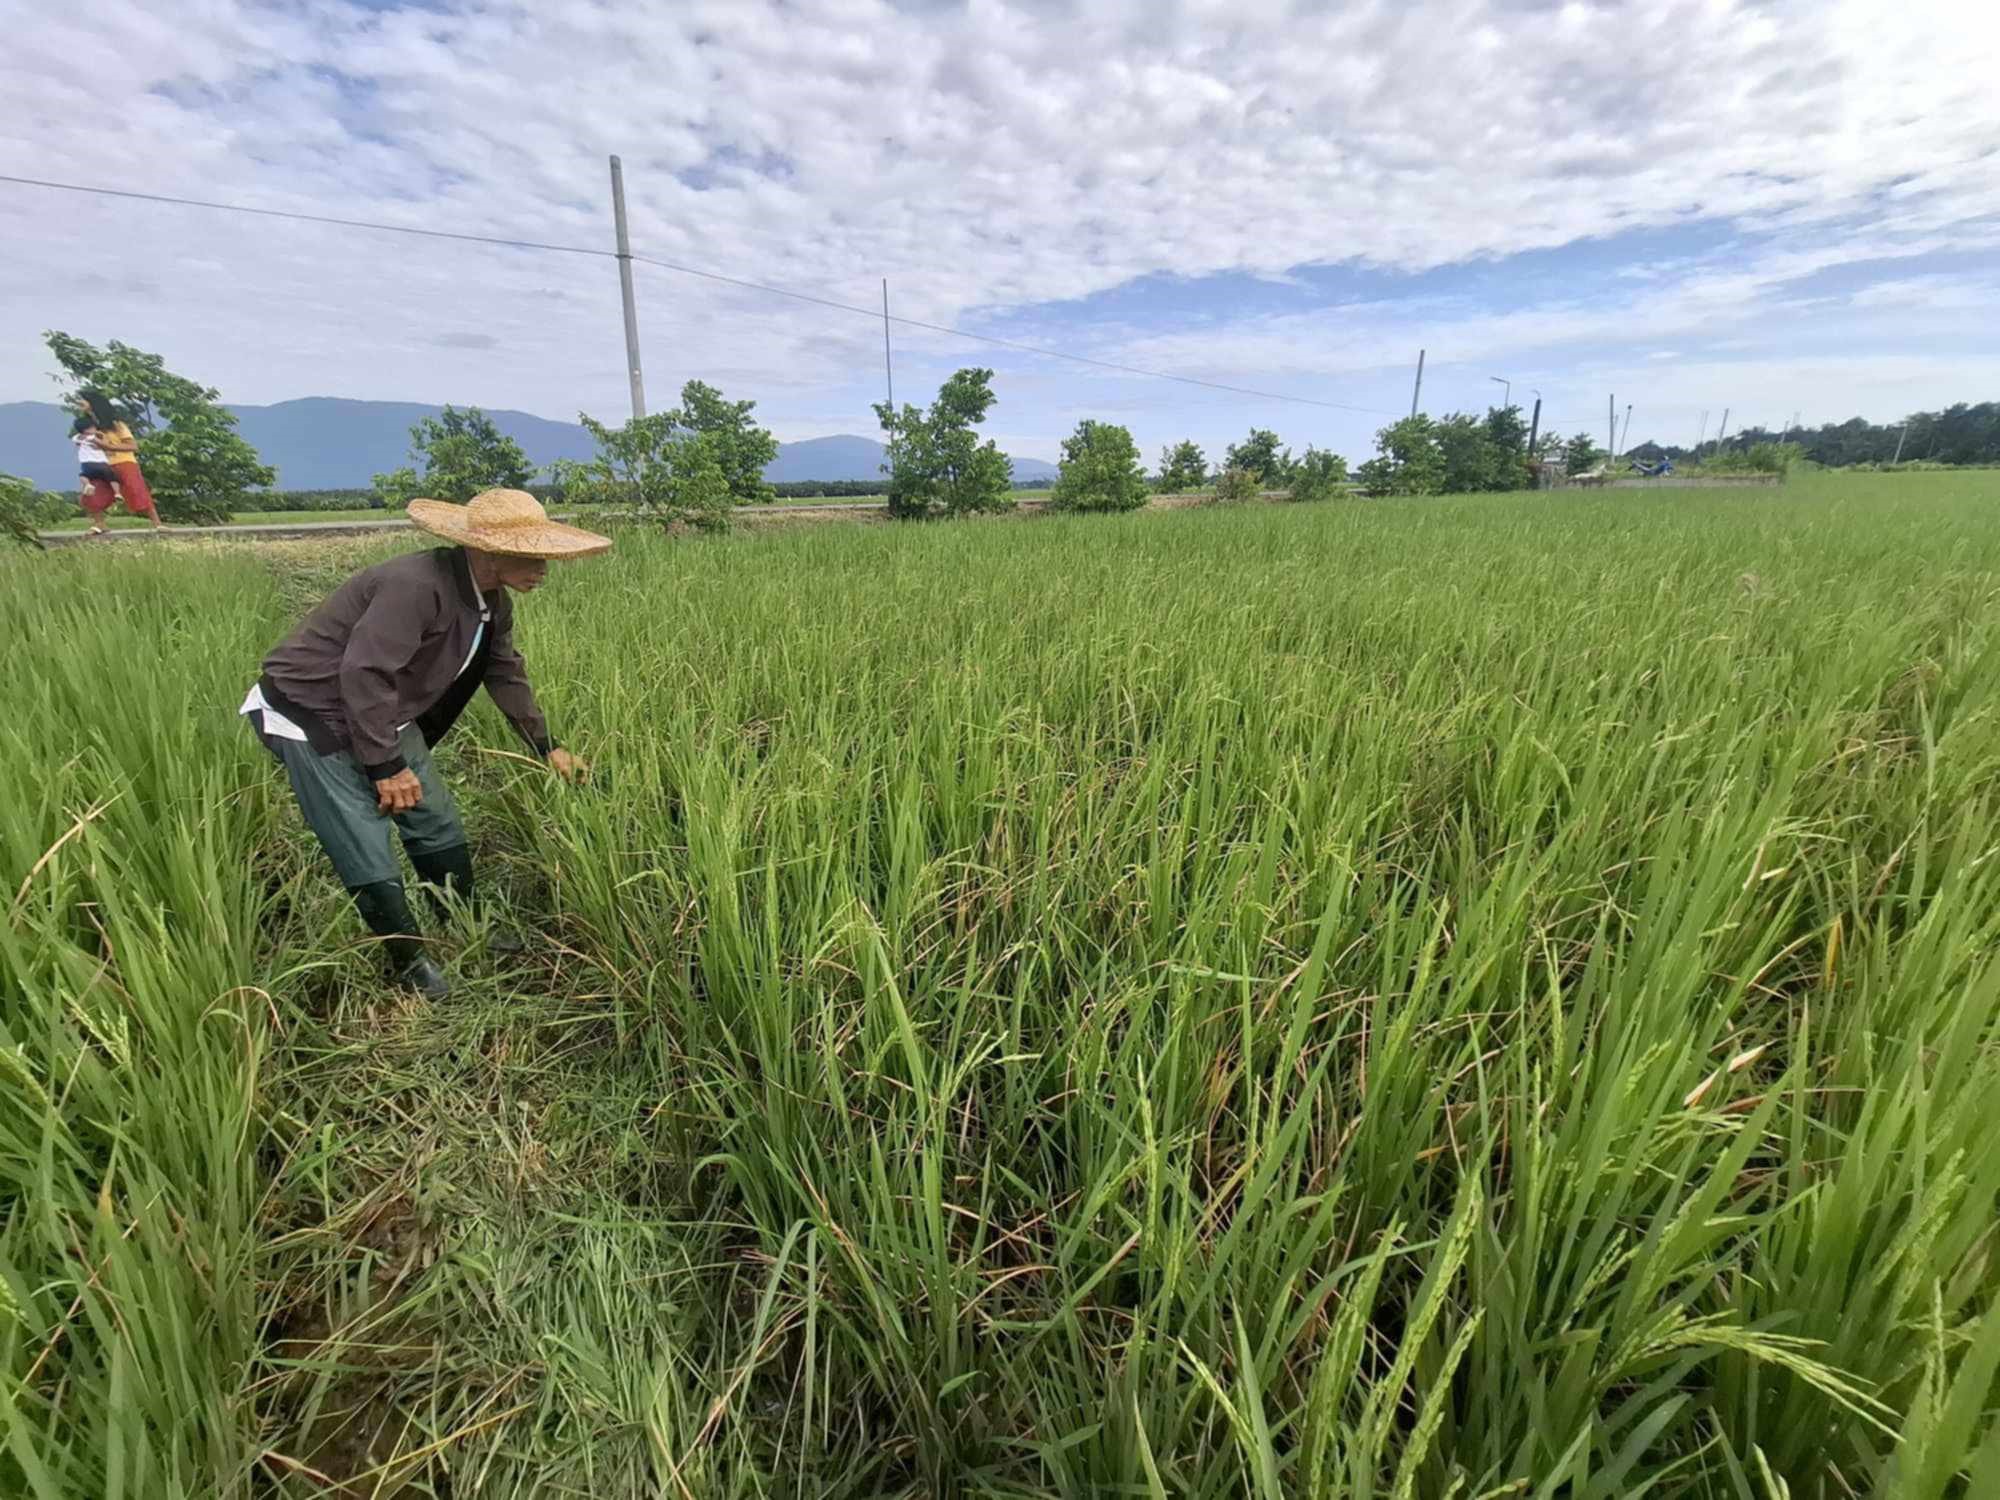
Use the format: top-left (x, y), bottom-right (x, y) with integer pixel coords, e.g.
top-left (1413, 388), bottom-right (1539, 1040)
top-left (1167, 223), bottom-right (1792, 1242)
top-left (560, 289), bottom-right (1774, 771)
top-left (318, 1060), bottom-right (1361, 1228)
top-left (5, 473), bottom-right (1999, 1496)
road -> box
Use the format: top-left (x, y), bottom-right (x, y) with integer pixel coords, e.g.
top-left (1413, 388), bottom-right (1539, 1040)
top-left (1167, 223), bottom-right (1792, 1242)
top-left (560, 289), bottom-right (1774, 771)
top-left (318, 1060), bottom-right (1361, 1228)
top-left (34, 500), bottom-right (896, 547)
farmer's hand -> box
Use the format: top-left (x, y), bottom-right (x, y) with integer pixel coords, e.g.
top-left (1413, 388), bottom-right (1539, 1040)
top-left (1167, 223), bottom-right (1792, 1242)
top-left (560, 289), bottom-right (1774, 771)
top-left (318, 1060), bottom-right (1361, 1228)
top-left (375, 769), bottom-right (424, 814)
top-left (548, 748), bottom-right (588, 783)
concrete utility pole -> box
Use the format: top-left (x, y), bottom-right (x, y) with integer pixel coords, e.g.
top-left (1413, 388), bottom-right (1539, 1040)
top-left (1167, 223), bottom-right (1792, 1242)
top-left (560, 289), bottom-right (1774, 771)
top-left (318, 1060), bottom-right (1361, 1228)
top-left (1716, 407), bottom-right (1731, 448)
top-left (1410, 349), bottom-right (1426, 419)
top-left (1891, 422), bottom-right (1909, 464)
top-left (608, 155), bottom-right (646, 421)
top-left (881, 278), bottom-right (896, 474)
top-left (1617, 403), bottom-right (1633, 457)
top-left (881, 279), bottom-right (895, 418)
top-left (1526, 396), bottom-right (1542, 460)
top-left (1608, 394), bottom-right (1616, 457)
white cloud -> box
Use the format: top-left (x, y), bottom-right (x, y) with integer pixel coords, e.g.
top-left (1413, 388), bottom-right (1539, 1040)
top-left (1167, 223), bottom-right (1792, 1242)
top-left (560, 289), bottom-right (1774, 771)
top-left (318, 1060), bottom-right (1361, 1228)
top-left (0, 0), bottom-right (1995, 456)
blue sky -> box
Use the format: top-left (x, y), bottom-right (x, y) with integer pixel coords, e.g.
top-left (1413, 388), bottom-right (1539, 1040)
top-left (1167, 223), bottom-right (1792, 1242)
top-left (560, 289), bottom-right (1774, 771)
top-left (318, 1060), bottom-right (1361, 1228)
top-left (2, 0), bottom-right (1997, 466)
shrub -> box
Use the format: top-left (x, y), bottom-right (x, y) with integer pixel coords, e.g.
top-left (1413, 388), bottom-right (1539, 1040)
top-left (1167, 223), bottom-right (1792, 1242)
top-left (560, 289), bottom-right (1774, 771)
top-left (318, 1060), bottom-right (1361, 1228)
top-left (373, 406), bottom-right (533, 505)
top-left (1700, 442), bottom-right (1801, 476)
top-left (555, 411), bottom-right (734, 533)
top-left (1286, 446), bottom-right (1349, 502)
top-left (1049, 420), bottom-right (1149, 513)
top-left (1, 472), bottom-right (50, 549)
top-left (1211, 466), bottom-right (1260, 504)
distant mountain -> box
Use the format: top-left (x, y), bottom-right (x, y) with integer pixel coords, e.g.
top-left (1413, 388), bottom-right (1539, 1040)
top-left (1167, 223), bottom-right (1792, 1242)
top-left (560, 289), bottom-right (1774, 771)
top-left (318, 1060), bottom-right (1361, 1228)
top-left (766, 434), bottom-right (894, 484)
top-left (0, 398), bottom-right (1058, 491)
top-left (766, 433), bottom-right (1057, 484)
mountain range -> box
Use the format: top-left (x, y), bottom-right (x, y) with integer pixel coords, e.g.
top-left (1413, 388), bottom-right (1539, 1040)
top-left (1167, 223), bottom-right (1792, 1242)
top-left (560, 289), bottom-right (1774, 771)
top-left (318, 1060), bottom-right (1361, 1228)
top-left (0, 397), bottom-right (1057, 492)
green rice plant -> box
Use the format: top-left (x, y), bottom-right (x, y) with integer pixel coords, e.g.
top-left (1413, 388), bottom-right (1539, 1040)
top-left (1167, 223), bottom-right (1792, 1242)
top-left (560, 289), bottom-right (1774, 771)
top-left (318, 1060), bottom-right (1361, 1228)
top-left (4, 473), bottom-right (1998, 1496)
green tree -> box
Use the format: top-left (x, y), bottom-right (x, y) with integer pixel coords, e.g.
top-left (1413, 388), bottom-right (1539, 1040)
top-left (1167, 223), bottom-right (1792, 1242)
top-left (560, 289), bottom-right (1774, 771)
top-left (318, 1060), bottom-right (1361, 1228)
top-left (42, 331), bottom-right (276, 524)
top-left (556, 411), bottom-right (734, 533)
top-left (676, 379), bottom-right (778, 504)
top-left (1483, 405), bottom-right (1531, 489)
top-left (1049, 420), bottom-right (1149, 514)
top-left (1156, 440), bottom-right (1208, 494)
top-left (1286, 446), bottom-right (1349, 502)
top-left (1428, 406), bottom-right (1532, 493)
top-left (1562, 432), bottom-right (1606, 474)
top-left (373, 405), bottom-right (533, 504)
top-left (874, 368), bottom-right (1015, 520)
top-left (1435, 414), bottom-right (1494, 493)
top-left (1364, 415), bottom-right (1447, 496)
top-left (1224, 428), bottom-right (1289, 486)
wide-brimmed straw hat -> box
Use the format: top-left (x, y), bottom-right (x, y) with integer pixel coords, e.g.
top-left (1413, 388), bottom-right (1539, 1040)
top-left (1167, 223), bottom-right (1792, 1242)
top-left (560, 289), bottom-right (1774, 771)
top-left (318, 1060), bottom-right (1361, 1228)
top-left (407, 488), bottom-right (612, 559)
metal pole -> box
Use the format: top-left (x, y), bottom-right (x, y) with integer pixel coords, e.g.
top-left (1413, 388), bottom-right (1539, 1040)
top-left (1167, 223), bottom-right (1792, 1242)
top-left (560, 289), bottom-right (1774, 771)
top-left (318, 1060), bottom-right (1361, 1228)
top-left (1410, 349), bottom-right (1425, 419)
top-left (1490, 375), bottom-right (1510, 408)
top-left (608, 155), bottom-right (645, 420)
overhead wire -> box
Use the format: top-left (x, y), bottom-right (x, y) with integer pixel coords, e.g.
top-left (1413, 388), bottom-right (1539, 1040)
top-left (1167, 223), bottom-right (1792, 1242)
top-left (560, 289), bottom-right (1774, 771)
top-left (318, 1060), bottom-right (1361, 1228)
top-left (2, 171), bottom-right (1405, 417)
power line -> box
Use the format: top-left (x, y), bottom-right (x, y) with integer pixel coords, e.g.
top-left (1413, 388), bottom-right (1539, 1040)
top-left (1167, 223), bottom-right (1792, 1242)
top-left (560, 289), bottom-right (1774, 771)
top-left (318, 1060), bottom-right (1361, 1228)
top-left (2, 171), bottom-right (1403, 418)
top-left (0, 173), bottom-right (615, 262)
top-left (630, 250), bottom-right (1400, 414)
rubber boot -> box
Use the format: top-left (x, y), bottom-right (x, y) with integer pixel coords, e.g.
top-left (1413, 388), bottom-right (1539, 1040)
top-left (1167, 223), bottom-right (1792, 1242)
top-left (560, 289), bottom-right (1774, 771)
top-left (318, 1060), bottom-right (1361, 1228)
top-left (410, 844), bottom-right (524, 955)
top-left (408, 843), bottom-right (475, 921)
top-left (350, 880), bottom-right (450, 999)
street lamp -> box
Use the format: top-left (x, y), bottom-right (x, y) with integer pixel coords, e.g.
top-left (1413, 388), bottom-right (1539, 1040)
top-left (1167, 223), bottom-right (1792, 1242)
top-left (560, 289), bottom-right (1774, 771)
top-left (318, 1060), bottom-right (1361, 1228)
top-left (1489, 375), bottom-right (1511, 408)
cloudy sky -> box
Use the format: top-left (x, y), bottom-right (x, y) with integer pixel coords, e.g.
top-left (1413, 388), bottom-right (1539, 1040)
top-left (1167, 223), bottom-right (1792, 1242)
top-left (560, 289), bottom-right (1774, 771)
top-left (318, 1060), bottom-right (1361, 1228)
top-left (2, 0), bottom-right (1997, 463)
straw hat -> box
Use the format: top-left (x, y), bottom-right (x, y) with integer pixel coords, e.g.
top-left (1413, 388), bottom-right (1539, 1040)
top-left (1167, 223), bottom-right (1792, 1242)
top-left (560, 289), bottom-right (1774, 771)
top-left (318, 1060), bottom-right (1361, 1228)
top-left (407, 489), bottom-right (612, 558)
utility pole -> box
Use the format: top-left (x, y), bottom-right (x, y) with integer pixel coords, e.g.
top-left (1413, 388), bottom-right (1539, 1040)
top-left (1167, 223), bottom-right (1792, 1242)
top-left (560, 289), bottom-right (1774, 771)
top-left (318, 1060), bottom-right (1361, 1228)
top-left (1716, 407), bottom-right (1731, 449)
top-left (1608, 394), bottom-right (1616, 458)
top-left (1891, 422), bottom-right (1908, 464)
top-left (1617, 403), bottom-right (1633, 457)
top-left (1410, 349), bottom-right (1425, 419)
top-left (882, 278), bottom-right (896, 474)
top-left (1526, 395), bottom-right (1542, 457)
top-left (1696, 410), bottom-right (1708, 454)
top-left (881, 279), bottom-right (896, 415)
top-left (1489, 375), bottom-right (1510, 409)
top-left (608, 154), bottom-right (646, 420)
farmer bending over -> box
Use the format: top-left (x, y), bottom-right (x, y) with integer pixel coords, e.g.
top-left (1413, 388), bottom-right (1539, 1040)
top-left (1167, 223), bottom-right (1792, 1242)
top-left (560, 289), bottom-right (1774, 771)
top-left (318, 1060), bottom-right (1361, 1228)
top-left (240, 489), bottom-right (610, 997)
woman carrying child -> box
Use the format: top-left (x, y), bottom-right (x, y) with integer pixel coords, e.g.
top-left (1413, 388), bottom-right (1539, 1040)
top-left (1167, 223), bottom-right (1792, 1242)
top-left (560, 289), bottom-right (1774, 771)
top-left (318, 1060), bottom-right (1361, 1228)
top-left (71, 389), bottom-right (164, 534)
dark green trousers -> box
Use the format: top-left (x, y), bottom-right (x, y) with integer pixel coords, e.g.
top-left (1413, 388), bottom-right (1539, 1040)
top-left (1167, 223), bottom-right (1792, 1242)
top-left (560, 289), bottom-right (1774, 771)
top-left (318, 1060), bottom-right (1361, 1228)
top-left (267, 724), bottom-right (466, 889)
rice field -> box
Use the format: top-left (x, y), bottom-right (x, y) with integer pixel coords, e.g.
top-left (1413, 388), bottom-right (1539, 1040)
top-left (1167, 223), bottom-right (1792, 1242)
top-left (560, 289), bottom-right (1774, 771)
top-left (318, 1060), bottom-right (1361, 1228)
top-left (4, 471), bottom-right (1999, 1498)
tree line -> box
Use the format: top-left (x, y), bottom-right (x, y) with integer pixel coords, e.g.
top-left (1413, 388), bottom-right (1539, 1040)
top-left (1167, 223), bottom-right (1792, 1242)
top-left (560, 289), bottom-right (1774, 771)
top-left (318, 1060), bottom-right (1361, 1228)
top-left (9, 330), bottom-right (1996, 543)
top-left (1625, 403), bottom-right (2000, 469)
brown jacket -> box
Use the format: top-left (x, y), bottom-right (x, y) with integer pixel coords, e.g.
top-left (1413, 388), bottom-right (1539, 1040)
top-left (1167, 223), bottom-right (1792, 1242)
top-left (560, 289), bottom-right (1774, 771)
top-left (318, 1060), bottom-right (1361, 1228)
top-left (258, 547), bottom-right (552, 778)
